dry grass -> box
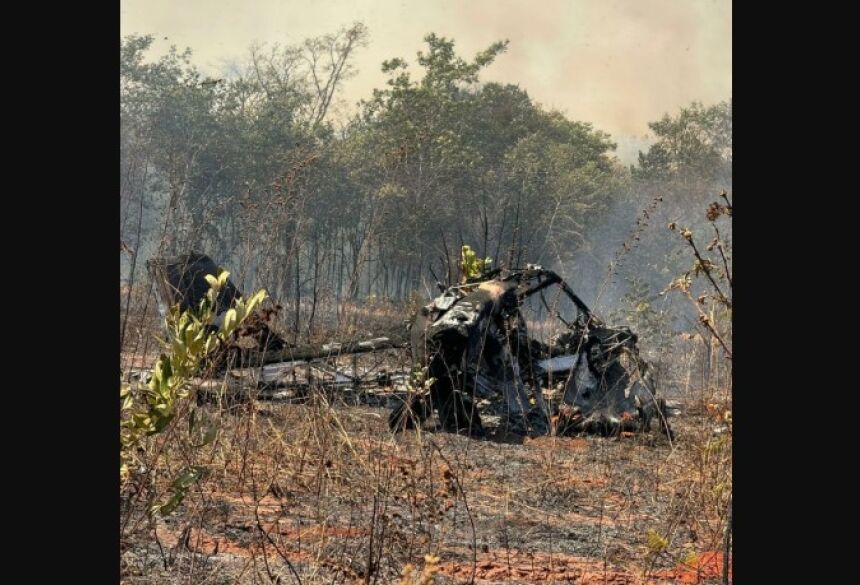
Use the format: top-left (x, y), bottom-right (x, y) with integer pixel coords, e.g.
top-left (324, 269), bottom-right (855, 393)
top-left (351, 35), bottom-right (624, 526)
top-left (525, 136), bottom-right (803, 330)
top-left (120, 288), bottom-right (731, 585)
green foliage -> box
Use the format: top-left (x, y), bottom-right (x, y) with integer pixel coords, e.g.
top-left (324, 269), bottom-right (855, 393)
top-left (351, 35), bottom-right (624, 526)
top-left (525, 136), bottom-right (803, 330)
top-left (150, 465), bottom-right (209, 517)
top-left (609, 277), bottom-right (672, 362)
top-left (121, 29), bottom-right (729, 307)
top-left (343, 33), bottom-right (623, 280)
top-left (598, 100), bottom-right (731, 311)
top-left (646, 529), bottom-right (669, 552)
top-left (634, 100), bottom-right (732, 186)
top-left (459, 245), bottom-right (492, 281)
top-left (121, 26), bottom-right (368, 257)
top-left (120, 270), bottom-right (267, 511)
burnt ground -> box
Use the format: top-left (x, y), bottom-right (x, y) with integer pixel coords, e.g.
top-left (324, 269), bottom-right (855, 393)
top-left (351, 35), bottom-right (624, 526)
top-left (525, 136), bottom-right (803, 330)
top-left (120, 389), bottom-right (732, 584)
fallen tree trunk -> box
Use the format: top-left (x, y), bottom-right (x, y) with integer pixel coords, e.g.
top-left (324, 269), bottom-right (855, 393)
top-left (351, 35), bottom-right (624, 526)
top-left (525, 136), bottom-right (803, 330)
top-left (227, 336), bottom-right (408, 368)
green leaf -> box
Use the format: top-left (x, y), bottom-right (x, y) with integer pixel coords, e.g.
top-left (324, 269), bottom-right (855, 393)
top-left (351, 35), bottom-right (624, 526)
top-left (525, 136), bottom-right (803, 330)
top-left (233, 303), bottom-right (247, 324)
top-left (133, 413), bottom-right (153, 430)
top-left (172, 465), bottom-right (207, 489)
top-left (246, 289), bottom-right (268, 312)
top-left (151, 492), bottom-right (183, 516)
top-left (222, 308), bottom-right (238, 334)
top-left (193, 424), bottom-right (218, 448)
top-left (646, 529), bottom-right (668, 552)
top-left (150, 412), bottom-right (174, 434)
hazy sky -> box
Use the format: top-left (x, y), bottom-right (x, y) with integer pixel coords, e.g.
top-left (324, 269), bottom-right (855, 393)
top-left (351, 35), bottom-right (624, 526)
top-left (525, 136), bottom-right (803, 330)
top-left (120, 0), bottom-right (731, 163)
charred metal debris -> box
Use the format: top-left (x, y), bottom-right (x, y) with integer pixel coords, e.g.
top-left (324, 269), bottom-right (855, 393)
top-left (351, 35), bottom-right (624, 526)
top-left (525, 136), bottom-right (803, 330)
top-left (390, 265), bottom-right (674, 440)
top-left (143, 253), bottom-right (674, 440)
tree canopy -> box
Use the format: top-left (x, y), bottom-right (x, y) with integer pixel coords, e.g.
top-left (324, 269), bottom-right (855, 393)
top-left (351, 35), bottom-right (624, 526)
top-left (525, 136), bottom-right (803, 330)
top-left (121, 27), bottom-right (731, 329)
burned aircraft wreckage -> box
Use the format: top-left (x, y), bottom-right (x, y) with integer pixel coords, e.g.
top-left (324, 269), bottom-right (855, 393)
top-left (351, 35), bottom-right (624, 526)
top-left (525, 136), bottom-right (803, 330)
top-left (390, 265), bottom-right (673, 439)
top-left (145, 253), bottom-right (673, 439)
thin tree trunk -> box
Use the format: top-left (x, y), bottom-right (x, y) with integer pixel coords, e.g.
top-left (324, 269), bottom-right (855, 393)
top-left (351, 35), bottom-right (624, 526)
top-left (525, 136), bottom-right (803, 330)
top-left (294, 243), bottom-right (301, 341)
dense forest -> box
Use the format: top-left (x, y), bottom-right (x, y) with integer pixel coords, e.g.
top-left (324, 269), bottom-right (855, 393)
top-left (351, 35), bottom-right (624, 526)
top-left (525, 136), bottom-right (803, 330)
top-left (121, 23), bottom-right (731, 336)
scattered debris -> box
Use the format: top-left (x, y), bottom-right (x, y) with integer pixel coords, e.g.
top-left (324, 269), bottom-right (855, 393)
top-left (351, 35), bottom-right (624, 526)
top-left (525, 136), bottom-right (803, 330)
top-left (144, 253), bottom-right (673, 439)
